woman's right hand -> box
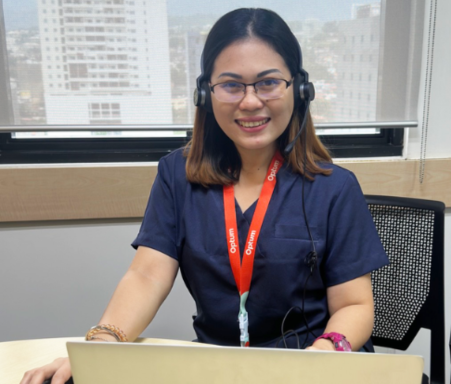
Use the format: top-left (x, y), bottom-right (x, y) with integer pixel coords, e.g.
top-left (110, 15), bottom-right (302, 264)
top-left (20, 357), bottom-right (71, 384)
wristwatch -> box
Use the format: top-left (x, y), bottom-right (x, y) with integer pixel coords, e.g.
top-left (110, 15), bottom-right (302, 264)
top-left (314, 332), bottom-right (352, 351)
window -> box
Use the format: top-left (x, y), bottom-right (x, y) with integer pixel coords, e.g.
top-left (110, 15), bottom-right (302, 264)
top-left (0, 0), bottom-right (424, 163)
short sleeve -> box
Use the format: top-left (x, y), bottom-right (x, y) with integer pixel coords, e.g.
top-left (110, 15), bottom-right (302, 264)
top-left (131, 157), bottom-right (179, 260)
top-left (323, 172), bottom-right (389, 286)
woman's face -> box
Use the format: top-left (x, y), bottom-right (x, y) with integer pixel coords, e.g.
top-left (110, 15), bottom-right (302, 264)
top-left (210, 38), bottom-right (294, 156)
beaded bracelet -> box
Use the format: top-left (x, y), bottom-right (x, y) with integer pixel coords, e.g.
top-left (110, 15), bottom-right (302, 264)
top-left (89, 336), bottom-right (110, 342)
top-left (85, 324), bottom-right (128, 342)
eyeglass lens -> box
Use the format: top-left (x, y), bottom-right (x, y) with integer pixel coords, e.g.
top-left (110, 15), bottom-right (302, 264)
top-left (213, 79), bottom-right (287, 102)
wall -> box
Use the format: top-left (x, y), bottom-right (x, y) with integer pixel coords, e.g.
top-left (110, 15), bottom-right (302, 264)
top-left (0, 219), bottom-right (196, 342)
top-left (406, 0), bottom-right (451, 160)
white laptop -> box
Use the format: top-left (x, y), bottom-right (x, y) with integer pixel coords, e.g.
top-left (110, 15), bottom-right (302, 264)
top-left (67, 340), bottom-right (424, 384)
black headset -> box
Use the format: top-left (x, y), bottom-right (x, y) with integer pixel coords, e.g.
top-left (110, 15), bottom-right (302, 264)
top-left (193, 41), bottom-right (315, 115)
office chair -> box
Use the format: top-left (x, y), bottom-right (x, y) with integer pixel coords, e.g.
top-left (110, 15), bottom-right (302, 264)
top-left (365, 195), bottom-right (446, 384)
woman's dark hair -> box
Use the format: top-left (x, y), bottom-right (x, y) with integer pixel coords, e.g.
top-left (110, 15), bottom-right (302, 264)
top-left (185, 8), bottom-right (332, 186)
top-left (202, 8), bottom-right (301, 89)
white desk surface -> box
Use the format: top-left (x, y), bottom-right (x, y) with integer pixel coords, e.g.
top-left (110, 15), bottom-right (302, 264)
top-left (1, 337), bottom-right (424, 384)
top-left (0, 337), bottom-right (199, 384)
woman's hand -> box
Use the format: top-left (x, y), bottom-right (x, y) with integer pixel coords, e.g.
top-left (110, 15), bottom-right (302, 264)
top-left (20, 357), bottom-right (71, 384)
top-left (305, 338), bottom-right (336, 351)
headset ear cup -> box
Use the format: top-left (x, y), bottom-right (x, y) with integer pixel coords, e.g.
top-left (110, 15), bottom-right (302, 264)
top-left (193, 87), bottom-right (201, 107)
top-left (301, 82), bottom-right (315, 102)
top-left (193, 79), bottom-right (212, 113)
top-left (193, 74), bottom-right (203, 107)
top-left (201, 81), bottom-right (213, 113)
top-left (294, 80), bottom-right (316, 110)
top-left (293, 73), bottom-right (303, 107)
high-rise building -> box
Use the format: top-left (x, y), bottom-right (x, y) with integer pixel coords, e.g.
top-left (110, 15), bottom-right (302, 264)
top-left (6, 29), bottom-right (45, 124)
top-left (332, 3), bottom-right (380, 122)
top-left (37, 0), bottom-right (172, 125)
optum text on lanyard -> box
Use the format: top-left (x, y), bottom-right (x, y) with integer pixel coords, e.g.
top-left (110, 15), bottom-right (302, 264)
top-left (223, 152), bottom-right (284, 347)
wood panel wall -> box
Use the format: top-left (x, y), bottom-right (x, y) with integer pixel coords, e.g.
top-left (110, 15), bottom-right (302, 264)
top-left (0, 159), bottom-right (449, 222)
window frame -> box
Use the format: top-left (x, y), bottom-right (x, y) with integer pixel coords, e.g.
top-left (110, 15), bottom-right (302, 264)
top-left (0, 0), bottom-right (421, 164)
top-left (0, 124), bottom-right (405, 164)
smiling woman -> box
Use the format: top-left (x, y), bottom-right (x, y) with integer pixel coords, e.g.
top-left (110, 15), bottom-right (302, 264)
top-left (140, 8), bottom-right (388, 353)
top-left (187, 10), bottom-right (332, 186)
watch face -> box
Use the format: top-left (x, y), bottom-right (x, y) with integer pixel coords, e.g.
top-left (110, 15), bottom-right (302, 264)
top-left (315, 332), bottom-right (352, 352)
top-left (334, 338), bottom-right (352, 352)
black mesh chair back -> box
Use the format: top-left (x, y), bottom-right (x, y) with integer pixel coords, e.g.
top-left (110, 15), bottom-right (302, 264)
top-left (365, 195), bottom-right (445, 384)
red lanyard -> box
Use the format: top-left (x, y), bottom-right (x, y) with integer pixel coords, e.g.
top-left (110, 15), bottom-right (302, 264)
top-left (223, 152), bottom-right (284, 347)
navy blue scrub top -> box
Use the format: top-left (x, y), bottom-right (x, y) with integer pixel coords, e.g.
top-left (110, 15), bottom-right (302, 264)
top-left (132, 149), bottom-right (389, 348)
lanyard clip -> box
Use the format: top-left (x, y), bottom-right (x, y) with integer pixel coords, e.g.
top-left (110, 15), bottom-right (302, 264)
top-left (238, 312), bottom-right (249, 347)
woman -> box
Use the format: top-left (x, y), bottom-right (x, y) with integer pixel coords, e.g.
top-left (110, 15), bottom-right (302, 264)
top-left (21, 8), bottom-right (388, 384)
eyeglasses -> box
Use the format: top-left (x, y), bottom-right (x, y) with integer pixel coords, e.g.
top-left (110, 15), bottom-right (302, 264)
top-left (210, 78), bottom-right (293, 103)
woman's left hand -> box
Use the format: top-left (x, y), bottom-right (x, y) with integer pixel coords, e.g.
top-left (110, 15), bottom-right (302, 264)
top-left (305, 338), bottom-right (335, 351)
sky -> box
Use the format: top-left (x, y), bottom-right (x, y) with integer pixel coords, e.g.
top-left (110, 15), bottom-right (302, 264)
top-left (3, 0), bottom-right (378, 30)
top-left (3, 0), bottom-right (38, 30)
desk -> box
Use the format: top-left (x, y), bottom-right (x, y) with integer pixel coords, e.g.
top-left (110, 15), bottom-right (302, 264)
top-left (1, 337), bottom-right (424, 384)
top-left (0, 337), bottom-right (200, 384)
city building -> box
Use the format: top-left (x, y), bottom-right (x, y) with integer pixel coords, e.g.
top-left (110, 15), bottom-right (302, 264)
top-left (37, 0), bottom-right (172, 125)
top-left (332, 3), bottom-right (380, 123)
top-left (6, 29), bottom-right (45, 125)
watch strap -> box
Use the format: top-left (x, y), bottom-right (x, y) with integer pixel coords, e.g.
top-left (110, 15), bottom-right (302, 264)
top-left (314, 332), bottom-right (352, 352)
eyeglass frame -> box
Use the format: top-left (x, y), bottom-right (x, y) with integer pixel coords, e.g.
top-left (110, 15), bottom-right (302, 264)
top-left (209, 78), bottom-right (294, 103)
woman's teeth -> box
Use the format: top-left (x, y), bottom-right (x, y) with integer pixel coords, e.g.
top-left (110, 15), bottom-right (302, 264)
top-left (237, 118), bottom-right (269, 128)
